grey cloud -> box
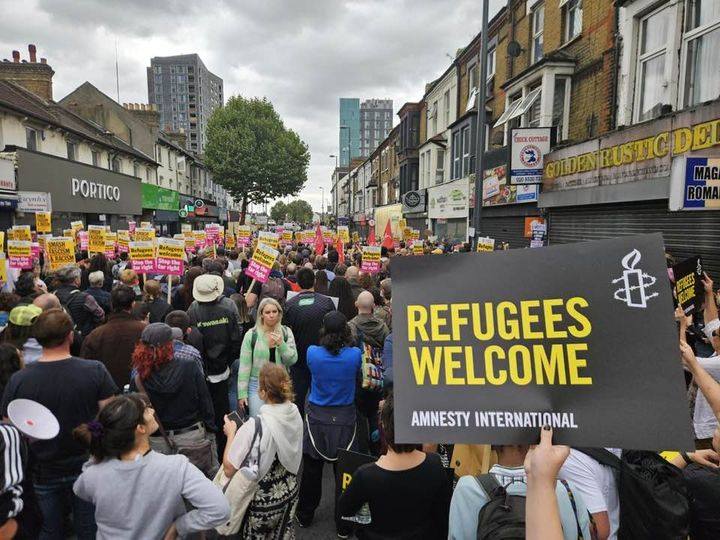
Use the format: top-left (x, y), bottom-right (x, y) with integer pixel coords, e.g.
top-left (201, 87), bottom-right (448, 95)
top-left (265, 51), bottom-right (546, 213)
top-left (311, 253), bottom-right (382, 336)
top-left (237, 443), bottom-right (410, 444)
top-left (0, 0), bottom-right (504, 210)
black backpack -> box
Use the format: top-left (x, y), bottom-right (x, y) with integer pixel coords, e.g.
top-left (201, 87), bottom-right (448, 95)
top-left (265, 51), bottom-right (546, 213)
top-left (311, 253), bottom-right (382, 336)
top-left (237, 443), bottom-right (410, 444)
top-left (575, 448), bottom-right (689, 540)
top-left (475, 475), bottom-right (525, 540)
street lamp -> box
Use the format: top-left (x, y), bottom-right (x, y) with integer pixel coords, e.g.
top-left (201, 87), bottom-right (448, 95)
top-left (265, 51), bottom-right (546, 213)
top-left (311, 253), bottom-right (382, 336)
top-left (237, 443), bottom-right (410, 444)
top-left (319, 186), bottom-right (325, 225)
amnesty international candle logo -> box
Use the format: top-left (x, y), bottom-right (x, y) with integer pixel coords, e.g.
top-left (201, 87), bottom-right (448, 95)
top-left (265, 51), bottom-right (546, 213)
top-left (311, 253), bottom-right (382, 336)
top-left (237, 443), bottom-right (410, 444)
top-left (611, 249), bottom-right (658, 309)
top-left (391, 234), bottom-right (694, 450)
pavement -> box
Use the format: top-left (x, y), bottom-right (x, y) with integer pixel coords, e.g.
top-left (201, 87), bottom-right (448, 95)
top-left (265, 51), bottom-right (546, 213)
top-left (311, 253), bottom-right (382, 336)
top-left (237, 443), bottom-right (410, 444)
top-left (296, 464), bottom-right (340, 540)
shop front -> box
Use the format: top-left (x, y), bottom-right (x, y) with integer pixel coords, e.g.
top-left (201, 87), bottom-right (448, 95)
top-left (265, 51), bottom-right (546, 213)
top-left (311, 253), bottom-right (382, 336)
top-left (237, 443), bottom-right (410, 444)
top-left (14, 148), bottom-right (141, 233)
top-left (540, 101), bottom-right (720, 276)
top-left (141, 183), bottom-right (180, 236)
top-left (0, 157), bottom-right (18, 231)
top-left (401, 189), bottom-right (428, 233)
top-left (427, 179), bottom-right (468, 242)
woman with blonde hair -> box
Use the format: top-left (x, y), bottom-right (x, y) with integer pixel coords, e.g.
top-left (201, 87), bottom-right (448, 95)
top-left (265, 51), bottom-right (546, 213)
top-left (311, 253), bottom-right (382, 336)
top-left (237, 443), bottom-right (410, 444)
top-left (237, 297), bottom-right (298, 417)
top-left (223, 363), bottom-right (302, 538)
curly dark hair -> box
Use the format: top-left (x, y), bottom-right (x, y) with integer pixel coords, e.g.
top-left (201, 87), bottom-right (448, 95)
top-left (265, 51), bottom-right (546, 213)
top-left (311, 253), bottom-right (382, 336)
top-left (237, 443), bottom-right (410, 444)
top-left (319, 324), bottom-right (355, 356)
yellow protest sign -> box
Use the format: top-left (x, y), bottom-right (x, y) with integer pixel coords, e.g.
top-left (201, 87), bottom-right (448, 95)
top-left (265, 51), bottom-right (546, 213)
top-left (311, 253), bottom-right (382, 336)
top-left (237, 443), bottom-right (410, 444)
top-left (156, 238), bottom-right (184, 275)
top-left (46, 237), bottom-right (76, 270)
top-left (12, 225), bottom-right (31, 242)
top-left (352, 231), bottom-right (360, 244)
top-left (0, 231), bottom-right (4, 251)
top-left (0, 254), bottom-right (6, 284)
top-left (129, 241), bottom-right (156, 273)
top-left (258, 231), bottom-right (279, 250)
top-left (140, 221), bottom-right (152, 229)
top-left (181, 223), bottom-right (192, 234)
top-left (361, 245), bottom-right (382, 274)
top-left (247, 242), bottom-right (279, 283)
top-left (477, 237), bottom-right (495, 252)
top-left (35, 212), bottom-right (52, 233)
top-left (398, 218), bottom-right (407, 231)
top-left (70, 220), bottom-right (84, 232)
top-left (8, 240), bottom-right (32, 269)
top-left (63, 229), bottom-right (73, 239)
top-left (413, 243), bottom-right (424, 255)
top-left (226, 233), bottom-right (236, 249)
top-left (192, 230), bottom-right (206, 247)
top-left (337, 225), bottom-right (350, 243)
top-left (117, 230), bottom-right (130, 254)
top-left (281, 231), bottom-right (293, 245)
top-left (104, 240), bottom-right (116, 257)
top-left (88, 225), bottom-right (106, 253)
top-left (134, 228), bottom-right (155, 242)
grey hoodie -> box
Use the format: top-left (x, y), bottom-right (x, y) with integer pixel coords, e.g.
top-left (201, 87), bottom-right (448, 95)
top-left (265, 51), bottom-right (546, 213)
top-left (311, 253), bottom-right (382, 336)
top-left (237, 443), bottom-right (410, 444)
top-left (349, 313), bottom-right (390, 349)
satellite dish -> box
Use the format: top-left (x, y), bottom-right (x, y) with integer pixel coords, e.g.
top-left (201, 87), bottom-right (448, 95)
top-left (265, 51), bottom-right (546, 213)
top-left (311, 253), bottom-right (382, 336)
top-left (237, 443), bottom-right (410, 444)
top-left (8, 399), bottom-right (59, 441)
top-left (507, 41), bottom-right (523, 58)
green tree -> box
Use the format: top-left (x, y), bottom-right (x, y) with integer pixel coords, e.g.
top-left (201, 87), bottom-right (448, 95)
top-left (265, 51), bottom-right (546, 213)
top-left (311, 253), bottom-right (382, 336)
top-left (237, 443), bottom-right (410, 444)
top-left (204, 96), bottom-right (310, 223)
top-left (285, 200), bottom-right (313, 224)
top-left (270, 201), bottom-right (287, 223)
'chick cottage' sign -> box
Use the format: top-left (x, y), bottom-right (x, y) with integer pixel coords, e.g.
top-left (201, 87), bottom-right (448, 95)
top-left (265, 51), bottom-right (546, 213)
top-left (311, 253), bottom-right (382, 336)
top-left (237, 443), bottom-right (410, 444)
top-left (510, 128), bottom-right (552, 185)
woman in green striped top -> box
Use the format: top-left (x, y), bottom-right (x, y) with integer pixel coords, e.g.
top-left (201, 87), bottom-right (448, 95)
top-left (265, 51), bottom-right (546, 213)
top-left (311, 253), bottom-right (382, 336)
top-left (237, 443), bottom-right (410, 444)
top-left (237, 297), bottom-right (298, 417)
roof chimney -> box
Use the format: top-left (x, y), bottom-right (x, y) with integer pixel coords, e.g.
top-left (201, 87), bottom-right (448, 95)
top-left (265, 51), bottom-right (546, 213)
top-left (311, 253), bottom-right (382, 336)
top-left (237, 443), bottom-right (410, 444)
top-left (0, 45), bottom-right (54, 101)
top-left (126, 102), bottom-right (160, 130)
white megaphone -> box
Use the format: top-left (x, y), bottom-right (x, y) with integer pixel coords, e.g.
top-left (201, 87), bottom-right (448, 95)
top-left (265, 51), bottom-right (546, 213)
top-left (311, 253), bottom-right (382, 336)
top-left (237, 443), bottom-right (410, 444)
top-left (7, 399), bottom-right (59, 441)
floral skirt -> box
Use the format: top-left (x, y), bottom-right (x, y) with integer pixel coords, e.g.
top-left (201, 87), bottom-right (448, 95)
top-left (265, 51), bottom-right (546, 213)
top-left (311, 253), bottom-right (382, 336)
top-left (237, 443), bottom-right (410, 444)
top-left (239, 457), bottom-right (299, 540)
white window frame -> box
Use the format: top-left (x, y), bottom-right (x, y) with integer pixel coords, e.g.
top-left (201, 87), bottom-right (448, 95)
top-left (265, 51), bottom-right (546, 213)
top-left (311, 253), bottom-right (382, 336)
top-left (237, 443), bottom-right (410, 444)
top-left (679, 1), bottom-right (720, 109)
top-left (444, 89), bottom-right (451, 128)
top-left (531, 4), bottom-right (545, 64)
top-left (25, 127), bottom-right (38, 151)
top-left (552, 76), bottom-right (572, 141)
top-left (436, 148), bottom-right (445, 184)
top-left (562, 0), bottom-right (583, 43)
top-left (487, 48), bottom-right (496, 80)
top-left (633, 3), bottom-right (675, 123)
top-left (461, 126), bottom-right (471, 177)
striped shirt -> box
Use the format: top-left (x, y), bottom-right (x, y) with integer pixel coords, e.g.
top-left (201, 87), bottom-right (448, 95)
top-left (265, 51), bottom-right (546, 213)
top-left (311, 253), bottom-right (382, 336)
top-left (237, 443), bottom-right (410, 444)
top-left (0, 424), bottom-right (23, 521)
top-left (237, 326), bottom-right (298, 399)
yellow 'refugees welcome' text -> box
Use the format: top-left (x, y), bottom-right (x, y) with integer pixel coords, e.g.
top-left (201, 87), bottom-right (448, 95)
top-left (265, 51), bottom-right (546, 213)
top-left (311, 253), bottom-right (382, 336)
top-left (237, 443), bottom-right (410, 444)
top-left (406, 298), bottom-right (593, 386)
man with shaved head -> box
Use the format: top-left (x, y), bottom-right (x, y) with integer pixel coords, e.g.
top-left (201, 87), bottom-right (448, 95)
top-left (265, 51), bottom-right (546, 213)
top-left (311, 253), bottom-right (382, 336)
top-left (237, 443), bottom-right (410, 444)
top-left (345, 265), bottom-right (363, 300)
top-left (33, 293), bottom-right (61, 312)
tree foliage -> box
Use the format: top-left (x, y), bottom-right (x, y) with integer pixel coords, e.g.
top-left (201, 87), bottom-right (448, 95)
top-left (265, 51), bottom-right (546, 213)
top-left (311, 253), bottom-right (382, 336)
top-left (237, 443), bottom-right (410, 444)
top-left (270, 199), bottom-right (314, 225)
top-left (204, 96), bottom-right (310, 223)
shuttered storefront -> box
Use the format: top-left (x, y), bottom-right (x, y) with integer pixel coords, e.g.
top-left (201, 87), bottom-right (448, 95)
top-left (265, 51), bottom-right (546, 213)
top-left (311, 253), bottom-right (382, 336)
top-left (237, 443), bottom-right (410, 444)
top-left (479, 216), bottom-right (530, 249)
top-left (548, 200), bottom-right (720, 278)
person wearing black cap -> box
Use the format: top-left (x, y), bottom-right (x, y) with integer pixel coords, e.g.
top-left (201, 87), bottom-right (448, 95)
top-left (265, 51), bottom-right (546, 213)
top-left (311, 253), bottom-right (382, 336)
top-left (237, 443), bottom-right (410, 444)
top-left (296, 310), bottom-right (362, 537)
top-left (129, 323), bottom-right (217, 473)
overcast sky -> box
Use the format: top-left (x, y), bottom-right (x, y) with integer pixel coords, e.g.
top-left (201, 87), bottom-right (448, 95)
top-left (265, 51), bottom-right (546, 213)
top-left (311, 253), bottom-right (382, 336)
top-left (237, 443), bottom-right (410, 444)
top-left (0, 0), bottom-right (502, 213)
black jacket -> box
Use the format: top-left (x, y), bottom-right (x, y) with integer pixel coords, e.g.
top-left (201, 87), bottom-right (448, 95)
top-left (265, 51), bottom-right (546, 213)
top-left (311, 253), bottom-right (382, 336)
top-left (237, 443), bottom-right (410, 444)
top-left (55, 285), bottom-right (104, 338)
top-left (130, 356), bottom-right (215, 431)
top-left (187, 298), bottom-right (243, 376)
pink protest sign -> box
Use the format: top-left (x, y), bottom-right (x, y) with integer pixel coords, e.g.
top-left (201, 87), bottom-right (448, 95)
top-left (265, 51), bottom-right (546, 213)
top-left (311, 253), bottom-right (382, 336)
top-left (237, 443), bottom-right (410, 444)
top-left (361, 245), bottom-right (381, 274)
top-left (78, 231), bottom-right (89, 251)
top-left (31, 242), bottom-right (40, 259)
top-left (246, 243), bottom-right (279, 284)
top-left (128, 221), bottom-right (136, 235)
top-left (128, 241), bottom-right (156, 273)
top-left (8, 241), bottom-right (32, 270)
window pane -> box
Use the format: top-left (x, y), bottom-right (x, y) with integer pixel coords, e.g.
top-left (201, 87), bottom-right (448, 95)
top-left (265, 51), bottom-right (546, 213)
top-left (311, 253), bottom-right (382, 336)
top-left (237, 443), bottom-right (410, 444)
top-left (686, 0), bottom-right (720, 31)
top-left (552, 77), bottom-right (567, 139)
top-left (684, 26), bottom-right (720, 106)
top-left (641, 8), bottom-right (670, 55)
top-left (639, 54), bottom-right (667, 120)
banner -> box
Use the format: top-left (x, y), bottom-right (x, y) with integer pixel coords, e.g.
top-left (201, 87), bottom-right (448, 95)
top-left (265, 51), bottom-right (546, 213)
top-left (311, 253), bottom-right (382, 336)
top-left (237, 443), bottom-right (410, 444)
top-left (88, 225), bottom-right (106, 253)
top-left (392, 234), bottom-right (694, 449)
top-left (477, 237), bottom-right (495, 252)
top-left (361, 245), bottom-right (381, 274)
top-left (35, 212), bottom-right (52, 233)
top-left (246, 243), bottom-right (279, 284)
top-left (8, 240), bottom-right (32, 269)
top-left (156, 238), bottom-right (184, 275)
top-left (336, 449), bottom-right (375, 496)
top-left (129, 241), bottom-right (156, 273)
top-left (46, 237), bottom-right (75, 270)
top-left (673, 256), bottom-right (703, 314)
top-left (258, 231), bottom-right (280, 251)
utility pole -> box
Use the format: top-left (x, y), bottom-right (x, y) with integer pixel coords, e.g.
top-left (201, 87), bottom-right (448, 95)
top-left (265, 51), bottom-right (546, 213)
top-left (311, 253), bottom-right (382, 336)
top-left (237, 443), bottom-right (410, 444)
top-left (320, 187), bottom-right (325, 225)
top-left (472, 0), bottom-right (490, 249)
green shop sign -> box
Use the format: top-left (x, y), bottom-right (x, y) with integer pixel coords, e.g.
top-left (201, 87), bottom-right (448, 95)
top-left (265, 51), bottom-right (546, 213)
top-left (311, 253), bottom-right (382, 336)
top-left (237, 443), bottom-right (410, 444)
top-left (141, 183), bottom-right (179, 211)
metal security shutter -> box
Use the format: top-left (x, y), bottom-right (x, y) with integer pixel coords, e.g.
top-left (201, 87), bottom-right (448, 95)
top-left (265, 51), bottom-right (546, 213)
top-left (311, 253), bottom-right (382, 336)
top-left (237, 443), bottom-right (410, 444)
top-left (548, 200), bottom-right (720, 278)
top-left (479, 216), bottom-right (530, 249)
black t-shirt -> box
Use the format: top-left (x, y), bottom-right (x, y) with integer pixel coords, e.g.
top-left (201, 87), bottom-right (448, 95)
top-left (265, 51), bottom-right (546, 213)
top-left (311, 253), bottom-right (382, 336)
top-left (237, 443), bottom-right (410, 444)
top-left (283, 292), bottom-right (336, 368)
top-left (1, 357), bottom-right (117, 482)
top-left (684, 463), bottom-right (720, 540)
top-left (337, 452), bottom-right (452, 539)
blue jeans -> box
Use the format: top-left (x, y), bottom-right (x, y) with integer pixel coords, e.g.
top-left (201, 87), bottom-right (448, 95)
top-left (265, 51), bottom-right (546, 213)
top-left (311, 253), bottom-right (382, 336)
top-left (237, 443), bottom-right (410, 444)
top-left (34, 475), bottom-right (96, 540)
top-left (248, 377), bottom-right (266, 418)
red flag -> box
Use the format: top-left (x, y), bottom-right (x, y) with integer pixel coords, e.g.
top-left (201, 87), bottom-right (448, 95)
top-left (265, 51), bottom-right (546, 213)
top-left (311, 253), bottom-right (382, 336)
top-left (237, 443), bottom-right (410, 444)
top-left (367, 227), bottom-right (376, 246)
top-left (381, 220), bottom-right (394, 249)
top-left (314, 224), bottom-right (325, 255)
top-left (336, 236), bottom-right (345, 264)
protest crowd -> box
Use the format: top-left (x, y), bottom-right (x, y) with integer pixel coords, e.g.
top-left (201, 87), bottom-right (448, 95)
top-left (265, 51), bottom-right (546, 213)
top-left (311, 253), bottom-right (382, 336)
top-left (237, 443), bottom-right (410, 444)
top-left (0, 219), bottom-right (716, 540)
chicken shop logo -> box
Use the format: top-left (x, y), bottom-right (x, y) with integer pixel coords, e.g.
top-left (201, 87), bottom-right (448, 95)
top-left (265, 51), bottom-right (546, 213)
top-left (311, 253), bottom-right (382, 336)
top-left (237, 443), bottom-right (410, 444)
top-left (519, 145), bottom-right (541, 167)
top-left (612, 249), bottom-right (658, 309)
